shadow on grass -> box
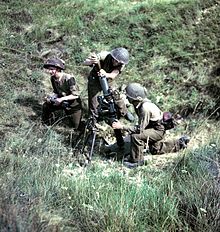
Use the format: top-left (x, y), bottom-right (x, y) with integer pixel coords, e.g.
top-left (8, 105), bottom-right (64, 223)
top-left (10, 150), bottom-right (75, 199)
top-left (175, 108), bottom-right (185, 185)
top-left (14, 96), bottom-right (42, 121)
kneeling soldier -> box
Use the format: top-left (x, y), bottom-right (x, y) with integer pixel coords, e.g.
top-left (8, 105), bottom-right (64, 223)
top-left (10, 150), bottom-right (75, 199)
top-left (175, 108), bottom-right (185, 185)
top-left (42, 58), bottom-right (82, 129)
top-left (112, 83), bottom-right (190, 168)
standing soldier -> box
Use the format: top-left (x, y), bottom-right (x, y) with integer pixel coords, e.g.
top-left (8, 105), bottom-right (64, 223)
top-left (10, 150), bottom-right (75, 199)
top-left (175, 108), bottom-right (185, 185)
top-left (42, 58), bottom-right (82, 129)
top-left (112, 83), bottom-right (190, 168)
top-left (83, 47), bottom-right (133, 123)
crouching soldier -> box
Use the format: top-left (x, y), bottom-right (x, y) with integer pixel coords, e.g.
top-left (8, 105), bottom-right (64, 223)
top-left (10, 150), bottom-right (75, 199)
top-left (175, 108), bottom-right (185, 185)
top-left (83, 47), bottom-right (134, 123)
top-left (112, 83), bottom-right (190, 168)
top-left (42, 58), bottom-right (82, 129)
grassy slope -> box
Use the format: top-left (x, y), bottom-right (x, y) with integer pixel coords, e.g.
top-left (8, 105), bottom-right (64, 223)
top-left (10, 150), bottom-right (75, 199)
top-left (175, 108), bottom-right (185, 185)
top-left (0, 0), bottom-right (220, 231)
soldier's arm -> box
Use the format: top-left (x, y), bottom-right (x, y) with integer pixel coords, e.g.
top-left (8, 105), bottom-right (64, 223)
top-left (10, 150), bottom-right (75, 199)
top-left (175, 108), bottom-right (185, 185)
top-left (138, 104), bottom-right (150, 133)
top-left (56, 76), bottom-right (80, 103)
top-left (99, 60), bottom-right (125, 80)
top-left (59, 95), bottom-right (78, 102)
top-left (83, 53), bottom-right (99, 66)
top-left (67, 77), bottom-right (80, 99)
top-left (83, 51), bottom-right (109, 67)
top-left (123, 104), bottom-right (151, 134)
top-left (112, 121), bottom-right (139, 134)
top-left (99, 69), bottom-right (120, 80)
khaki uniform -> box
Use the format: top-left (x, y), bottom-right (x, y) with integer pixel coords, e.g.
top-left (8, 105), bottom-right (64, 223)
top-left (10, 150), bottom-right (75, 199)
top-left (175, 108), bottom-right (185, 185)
top-left (42, 73), bottom-right (82, 129)
top-left (124, 99), bottom-right (181, 162)
top-left (87, 51), bottom-right (127, 119)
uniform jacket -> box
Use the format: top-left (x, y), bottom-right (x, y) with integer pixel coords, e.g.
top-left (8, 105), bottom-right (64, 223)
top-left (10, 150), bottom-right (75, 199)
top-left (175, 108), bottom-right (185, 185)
top-left (123, 99), bottom-right (164, 133)
top-left (51, 73), bottom-right (79, 97)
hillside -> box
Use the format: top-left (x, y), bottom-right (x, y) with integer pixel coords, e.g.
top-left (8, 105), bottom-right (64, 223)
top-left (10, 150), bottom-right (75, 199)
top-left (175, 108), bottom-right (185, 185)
top-left (0, 0), bottom-right (220, 231)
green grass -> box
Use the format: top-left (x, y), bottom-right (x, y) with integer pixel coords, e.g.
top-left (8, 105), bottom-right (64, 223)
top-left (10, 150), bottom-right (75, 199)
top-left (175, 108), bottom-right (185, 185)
top-left (1, 125), bottom-right (219, 231)
top-left (0, 0), bottom-right (220, 231)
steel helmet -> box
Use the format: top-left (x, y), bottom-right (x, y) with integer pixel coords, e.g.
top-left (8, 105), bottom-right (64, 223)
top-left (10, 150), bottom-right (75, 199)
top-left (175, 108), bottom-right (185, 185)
top-left (43, 58), bottom-right (65, 70)
top-left (125, 83), bottom-right (148, 100)
top-left (110, 47), bottom-right (129, 64)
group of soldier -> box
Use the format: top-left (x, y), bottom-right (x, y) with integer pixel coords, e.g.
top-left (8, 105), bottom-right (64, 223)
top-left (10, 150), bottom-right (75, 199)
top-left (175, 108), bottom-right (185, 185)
top-left (42, 47), bottom-right (190, 168)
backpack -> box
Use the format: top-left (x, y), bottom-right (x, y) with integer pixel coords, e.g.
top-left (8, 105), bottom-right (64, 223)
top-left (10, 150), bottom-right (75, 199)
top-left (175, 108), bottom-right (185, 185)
top-left (162, 112), bottom-right (175, 130)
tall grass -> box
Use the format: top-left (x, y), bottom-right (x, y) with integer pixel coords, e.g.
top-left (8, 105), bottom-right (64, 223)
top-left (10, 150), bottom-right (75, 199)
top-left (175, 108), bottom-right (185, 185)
top-left (1, 123), bottom-right (219, 231)
top-left (1, 0), bottom-right (220, 231)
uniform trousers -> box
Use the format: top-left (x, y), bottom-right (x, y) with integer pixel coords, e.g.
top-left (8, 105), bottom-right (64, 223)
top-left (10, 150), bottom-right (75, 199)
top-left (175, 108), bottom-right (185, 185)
top-left (42, 99), bottom-right (82, 129)
top-left (130, 128), bottom-right (181, 162)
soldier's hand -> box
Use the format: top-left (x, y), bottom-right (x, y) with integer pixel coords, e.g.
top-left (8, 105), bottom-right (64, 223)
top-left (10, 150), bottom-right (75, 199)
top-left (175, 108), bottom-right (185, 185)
top-left (89, 53), bottom-right (99, 64)
top-left (45, 94), bottom-right (58, 103)
top-left (98, 69), bottom-right (107, 77)
top-left (45, 96), bottom-right (51, 103)
top-left (112, 121), bottom-right (123, 129)
top-left (45, 95), bottom-right (53, 103)
top-left (54, 98), bottom-right (62, 106)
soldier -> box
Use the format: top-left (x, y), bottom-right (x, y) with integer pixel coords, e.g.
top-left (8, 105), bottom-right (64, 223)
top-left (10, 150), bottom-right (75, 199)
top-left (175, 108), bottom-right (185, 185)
top-left (112, 83), bottom-right (190, 168)
top-left (83, 47), bottom-right (133, 122)
top-left (42, 58), bottom-right (82, 129)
